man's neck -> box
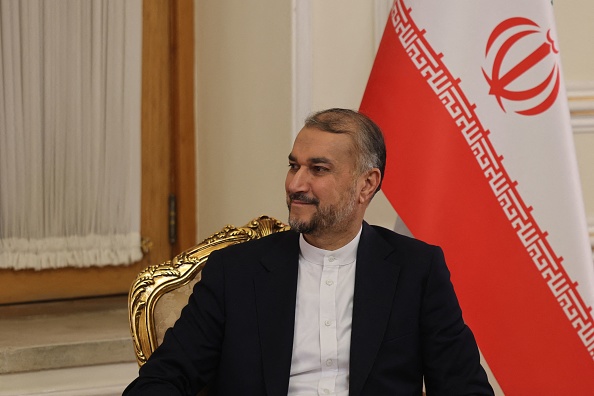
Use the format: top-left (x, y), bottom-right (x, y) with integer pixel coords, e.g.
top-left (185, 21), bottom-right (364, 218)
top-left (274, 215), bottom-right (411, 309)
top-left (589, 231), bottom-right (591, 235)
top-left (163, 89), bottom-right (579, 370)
top-left (302, 223), bottom-right (363, 251)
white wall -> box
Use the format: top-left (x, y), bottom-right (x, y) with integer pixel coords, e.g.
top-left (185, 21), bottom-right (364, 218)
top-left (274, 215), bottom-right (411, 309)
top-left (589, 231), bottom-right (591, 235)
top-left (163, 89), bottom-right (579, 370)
top-left (195, 0), bottom-right (293, 239)
top-left (556, 1), bottom-right (594, 224)
top-left (556, 0), bottom-right (594, 81)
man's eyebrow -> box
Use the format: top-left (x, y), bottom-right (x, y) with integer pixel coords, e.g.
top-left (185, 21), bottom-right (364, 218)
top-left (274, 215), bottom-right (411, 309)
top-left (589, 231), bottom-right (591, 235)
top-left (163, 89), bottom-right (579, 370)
top-left (288, 154), bottom-right (333, 165)
top-left (309, 157), bottom-right (332, 164)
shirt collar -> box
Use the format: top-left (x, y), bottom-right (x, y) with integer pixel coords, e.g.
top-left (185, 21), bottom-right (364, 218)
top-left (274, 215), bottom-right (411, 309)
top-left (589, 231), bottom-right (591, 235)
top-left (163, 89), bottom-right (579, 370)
top-left (298, 226), bottom-right (362, 266)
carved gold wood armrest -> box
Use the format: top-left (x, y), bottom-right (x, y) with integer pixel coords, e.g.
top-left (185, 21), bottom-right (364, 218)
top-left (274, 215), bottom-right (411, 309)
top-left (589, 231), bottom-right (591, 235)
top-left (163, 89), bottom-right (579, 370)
top-left (128, 215), bottom-right (290, 366)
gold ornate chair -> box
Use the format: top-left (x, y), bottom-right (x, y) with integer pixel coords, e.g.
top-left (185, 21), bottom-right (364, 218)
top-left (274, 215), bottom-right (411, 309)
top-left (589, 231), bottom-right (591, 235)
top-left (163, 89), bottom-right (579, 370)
top-left (128, 215), bottom-right (290, 367)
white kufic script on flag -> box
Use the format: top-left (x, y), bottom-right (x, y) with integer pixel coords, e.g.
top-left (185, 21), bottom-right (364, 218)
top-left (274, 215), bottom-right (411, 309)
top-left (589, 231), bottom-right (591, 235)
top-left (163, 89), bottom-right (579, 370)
top-left (361, 0), bottom-right (594, 393)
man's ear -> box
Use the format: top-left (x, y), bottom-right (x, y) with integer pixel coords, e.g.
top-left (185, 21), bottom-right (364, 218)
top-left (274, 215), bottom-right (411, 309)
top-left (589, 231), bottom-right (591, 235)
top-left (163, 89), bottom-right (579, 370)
top-left (359, 168), bottom-right (382, 204)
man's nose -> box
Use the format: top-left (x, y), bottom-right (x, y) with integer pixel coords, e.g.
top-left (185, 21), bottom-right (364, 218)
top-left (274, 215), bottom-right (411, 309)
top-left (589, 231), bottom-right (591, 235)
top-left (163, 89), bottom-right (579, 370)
top-left (287, 168), bottom-right (309, 193)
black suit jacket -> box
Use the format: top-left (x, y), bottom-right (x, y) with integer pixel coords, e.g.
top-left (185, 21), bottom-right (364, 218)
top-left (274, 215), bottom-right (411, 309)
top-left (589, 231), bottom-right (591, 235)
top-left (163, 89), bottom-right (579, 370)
top-left (124, 223), bottom-right (493, 395)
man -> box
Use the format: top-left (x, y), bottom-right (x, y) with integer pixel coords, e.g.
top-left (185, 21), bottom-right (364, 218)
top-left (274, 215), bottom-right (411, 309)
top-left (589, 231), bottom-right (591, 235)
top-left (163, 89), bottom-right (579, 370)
top-left (124, 109), bottom-right (493, 395)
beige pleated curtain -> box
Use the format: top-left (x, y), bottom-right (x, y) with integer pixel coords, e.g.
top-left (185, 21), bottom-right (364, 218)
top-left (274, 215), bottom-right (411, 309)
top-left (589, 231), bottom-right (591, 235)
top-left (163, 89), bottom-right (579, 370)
top-left (0, 0), bottom-right (142, 270)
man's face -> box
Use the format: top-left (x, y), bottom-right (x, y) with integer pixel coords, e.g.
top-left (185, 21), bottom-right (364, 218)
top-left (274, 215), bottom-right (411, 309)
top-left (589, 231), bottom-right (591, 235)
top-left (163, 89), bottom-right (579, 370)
top-left (285, 127), bottom-right (361, 237)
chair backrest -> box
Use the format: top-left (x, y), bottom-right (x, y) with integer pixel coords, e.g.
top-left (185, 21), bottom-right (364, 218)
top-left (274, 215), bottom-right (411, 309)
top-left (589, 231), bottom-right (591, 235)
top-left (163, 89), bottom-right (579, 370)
top-left (128, 215), bottom-right (290, 366)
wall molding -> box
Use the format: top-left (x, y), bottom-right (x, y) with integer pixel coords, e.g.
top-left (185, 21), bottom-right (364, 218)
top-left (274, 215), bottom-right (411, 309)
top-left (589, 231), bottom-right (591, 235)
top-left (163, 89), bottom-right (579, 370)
top-left (291, 0), bottom-right (312, 140)
top-left (374, 0), bottom-right (393, 51)
top-left (567, 82), bottom-right (594, 135)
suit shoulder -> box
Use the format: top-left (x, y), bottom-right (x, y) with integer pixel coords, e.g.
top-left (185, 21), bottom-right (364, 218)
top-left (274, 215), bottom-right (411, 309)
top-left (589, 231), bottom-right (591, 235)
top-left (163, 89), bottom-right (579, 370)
top-left (365, 225), bottom-right (449, 281)
top-left (367, 224), bottom-right (443, 264)
top-left (370, 224), bottom-right (437, 250)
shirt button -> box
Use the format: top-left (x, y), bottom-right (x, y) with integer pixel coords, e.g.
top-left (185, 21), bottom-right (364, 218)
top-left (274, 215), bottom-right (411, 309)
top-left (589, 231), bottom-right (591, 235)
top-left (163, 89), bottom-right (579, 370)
top-left (324, 320), bottom-right (331, 326)
top-left (326, 359), bottom-right (333, 366)
top-left (323, 389), bottom-right (330, 394)
top-left (325, 279), bottom-right (334, 286)
top-left (328, 256), bottom-right (336, 262)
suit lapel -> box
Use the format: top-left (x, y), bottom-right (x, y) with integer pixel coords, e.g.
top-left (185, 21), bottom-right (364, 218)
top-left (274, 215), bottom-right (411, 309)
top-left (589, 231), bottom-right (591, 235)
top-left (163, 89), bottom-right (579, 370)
top-left (349, 223), bottom-right (401, 396)
top-left (254, 232), bottom-right (300, 396)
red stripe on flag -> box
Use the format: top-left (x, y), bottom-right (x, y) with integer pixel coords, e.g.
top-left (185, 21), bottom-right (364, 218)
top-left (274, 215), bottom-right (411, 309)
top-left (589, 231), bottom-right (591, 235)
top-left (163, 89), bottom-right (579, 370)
top-left (361, 1), bottom-right (594, 393)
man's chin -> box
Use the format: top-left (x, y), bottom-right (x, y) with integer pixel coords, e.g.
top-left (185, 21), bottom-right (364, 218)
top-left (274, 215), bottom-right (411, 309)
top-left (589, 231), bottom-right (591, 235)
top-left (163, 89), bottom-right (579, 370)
top-left (289, 204), bottom-right (313, 220)
top-left (288, 215), bottom-right (316, 234)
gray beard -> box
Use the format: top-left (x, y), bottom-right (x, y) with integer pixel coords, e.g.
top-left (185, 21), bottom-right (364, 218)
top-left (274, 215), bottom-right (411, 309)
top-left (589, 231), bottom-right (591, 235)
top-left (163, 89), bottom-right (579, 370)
top-left (288, 194), bottom-right (356, 236)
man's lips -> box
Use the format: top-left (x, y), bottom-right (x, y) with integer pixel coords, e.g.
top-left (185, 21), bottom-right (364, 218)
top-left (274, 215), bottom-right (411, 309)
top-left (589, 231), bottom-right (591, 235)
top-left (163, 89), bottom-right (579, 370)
top-left (288, 193), bottom-right (319, 206)
top-left (291, 199), bottom-right (313, 205)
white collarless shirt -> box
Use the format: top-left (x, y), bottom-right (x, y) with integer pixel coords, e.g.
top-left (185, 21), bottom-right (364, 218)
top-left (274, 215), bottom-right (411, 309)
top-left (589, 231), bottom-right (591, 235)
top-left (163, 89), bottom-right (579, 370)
top-left (288, 228), bottom-right (361, 396)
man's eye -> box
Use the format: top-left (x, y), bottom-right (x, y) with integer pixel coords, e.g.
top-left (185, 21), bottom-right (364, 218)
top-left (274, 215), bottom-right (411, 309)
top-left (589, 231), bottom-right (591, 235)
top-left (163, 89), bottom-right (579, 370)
top-left (288, 163), bottom-right (299, 171)
top-left (312, 166), bottom-right (329, 173)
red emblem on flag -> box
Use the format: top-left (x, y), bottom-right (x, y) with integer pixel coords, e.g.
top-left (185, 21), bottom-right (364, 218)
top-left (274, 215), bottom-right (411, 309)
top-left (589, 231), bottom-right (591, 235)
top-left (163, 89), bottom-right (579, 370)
top-left (482, 17), bottom-right (560, 116)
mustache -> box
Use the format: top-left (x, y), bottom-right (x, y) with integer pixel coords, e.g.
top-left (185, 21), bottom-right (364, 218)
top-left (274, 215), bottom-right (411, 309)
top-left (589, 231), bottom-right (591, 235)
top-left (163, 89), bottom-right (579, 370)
top-left (288, 192), bottom-right (319, 205)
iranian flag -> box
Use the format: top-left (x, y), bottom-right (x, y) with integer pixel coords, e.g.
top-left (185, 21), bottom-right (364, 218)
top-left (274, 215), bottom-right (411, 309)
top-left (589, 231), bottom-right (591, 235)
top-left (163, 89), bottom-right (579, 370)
top-left (360, 0), bottom-right (594, 393)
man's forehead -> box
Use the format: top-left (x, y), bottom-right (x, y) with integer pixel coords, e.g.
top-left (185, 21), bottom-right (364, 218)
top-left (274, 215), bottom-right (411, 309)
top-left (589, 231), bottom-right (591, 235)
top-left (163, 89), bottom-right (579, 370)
top-left (293, 127), bottom-right (355, 150)
top-left (288, 127), bottom-right (358, 168)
